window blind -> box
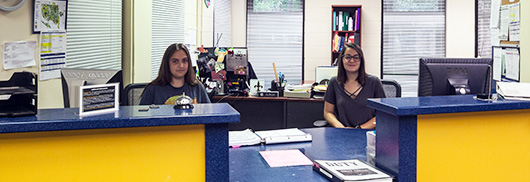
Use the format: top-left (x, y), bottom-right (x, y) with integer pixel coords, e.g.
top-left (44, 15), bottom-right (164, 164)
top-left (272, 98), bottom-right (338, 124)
top-left (66, 0), bottom-right (122, 70)
top-left (477, 0), bottom-right (492, 58)
top-left (247, 0), bottom-right (304, 88)
top-left (382, 0), bottom-right (445, 97)
top-left (214, 0), bottom-right (232, 47)
top-left (151, 0), bottom-right (185, 80)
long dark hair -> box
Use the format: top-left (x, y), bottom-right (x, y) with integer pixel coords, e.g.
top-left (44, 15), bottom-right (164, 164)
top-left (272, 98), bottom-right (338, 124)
top-left (336, 43), bottom-right (366, 85)
top-left (149, 43), bottom-right (199, 86)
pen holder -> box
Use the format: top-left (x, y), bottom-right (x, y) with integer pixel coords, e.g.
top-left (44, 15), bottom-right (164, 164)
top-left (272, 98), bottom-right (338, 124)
top-left (270, 80), bottom-right (284, 97)
top-left (278, 87), bottom-right (284, 97)
top-left (271, 80), bottom-right (278, 91)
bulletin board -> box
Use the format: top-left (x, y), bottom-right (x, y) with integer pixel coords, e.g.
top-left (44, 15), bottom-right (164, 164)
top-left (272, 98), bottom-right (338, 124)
top-left (498, 0), bottom-right (521, 46)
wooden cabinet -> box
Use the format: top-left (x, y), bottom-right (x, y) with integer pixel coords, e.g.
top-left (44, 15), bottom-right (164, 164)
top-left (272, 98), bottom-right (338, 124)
top-left (331, 5), bottom-right (361, 65)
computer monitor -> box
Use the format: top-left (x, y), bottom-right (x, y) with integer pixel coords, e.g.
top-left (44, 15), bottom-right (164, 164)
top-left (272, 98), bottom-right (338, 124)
top-left (315, 66), bottom-right (337, 84)
top-left (61, 68), bottom-right (123, 108)
top-left (418, 58), bottom-right (492, 97)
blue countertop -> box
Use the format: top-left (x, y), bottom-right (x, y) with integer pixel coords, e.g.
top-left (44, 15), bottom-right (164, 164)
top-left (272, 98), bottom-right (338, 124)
top-left (0, 103), bottom-right (240, 133)
top-left (229, 127), bottom-right (371, 182)
top-left (367, 95), bottom-right (530, 116)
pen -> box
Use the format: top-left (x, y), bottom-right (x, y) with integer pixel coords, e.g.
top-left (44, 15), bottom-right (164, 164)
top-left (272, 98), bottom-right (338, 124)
top-left (273, 63), bottom-right (279, 88)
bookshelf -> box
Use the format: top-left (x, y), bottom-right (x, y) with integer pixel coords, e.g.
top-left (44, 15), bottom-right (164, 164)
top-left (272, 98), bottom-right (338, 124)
top-left (331, 5), bottom-right (361, 65)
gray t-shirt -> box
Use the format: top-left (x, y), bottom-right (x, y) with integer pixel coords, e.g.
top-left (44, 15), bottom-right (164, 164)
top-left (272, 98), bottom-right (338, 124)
top-left (140, 83), bottom-right (211, 105)
top-left (324, 75), bottom-right (386, 127)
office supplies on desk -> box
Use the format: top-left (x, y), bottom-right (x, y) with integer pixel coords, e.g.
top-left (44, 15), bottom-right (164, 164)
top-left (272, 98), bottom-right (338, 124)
top-left (249, 79), bottom-right (265, 96)
top-left (259, 149), bottom-right (313, 167)
top-left (257, 91), bottom-right (279, 97)
top-left (284, 84), bottom-right (312, 98)
top-left (228, 128), bottom-right (312, 146)
top-left (313, 159), bottom-right (392, 182)
top-left (0, 72), bottom-right (37, 117)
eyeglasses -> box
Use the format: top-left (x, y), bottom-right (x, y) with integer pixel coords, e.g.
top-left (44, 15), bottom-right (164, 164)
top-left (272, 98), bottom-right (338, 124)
top-left (343, 54), bottom-right (361, 62)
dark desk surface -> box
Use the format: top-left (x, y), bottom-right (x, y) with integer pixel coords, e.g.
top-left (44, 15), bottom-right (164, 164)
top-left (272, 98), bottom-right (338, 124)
top-left (229, 127), bottom-right (371, 182)
top-left (212, 95), bottom-right (324, 103)
top-left (212, 96), bottom-right (325, 131)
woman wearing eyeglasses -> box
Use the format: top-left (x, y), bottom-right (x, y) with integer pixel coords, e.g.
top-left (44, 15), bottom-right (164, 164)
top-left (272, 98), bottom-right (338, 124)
top-left (323, 43), bottom-right (385, 129)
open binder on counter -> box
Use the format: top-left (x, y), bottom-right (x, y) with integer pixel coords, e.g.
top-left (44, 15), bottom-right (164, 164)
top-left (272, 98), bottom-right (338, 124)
top-left (229, 128), bottom-right (312, 147)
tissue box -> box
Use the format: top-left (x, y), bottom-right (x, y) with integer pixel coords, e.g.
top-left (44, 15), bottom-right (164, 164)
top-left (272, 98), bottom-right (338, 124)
top-left (366, 146), bottom-right (376, 166)
top-left (366, 131), bottom-right (376, 149)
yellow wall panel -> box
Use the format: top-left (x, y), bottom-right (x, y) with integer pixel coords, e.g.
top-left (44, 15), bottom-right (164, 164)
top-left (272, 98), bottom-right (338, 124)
top-left (0, 125), bottom-right (205, 182)
top-left (417, 109), bottom-right (530, 181)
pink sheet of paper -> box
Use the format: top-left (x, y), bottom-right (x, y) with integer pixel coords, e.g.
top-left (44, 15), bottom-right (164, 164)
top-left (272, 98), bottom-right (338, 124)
top-left (259, 149), bottom-right (313, 167)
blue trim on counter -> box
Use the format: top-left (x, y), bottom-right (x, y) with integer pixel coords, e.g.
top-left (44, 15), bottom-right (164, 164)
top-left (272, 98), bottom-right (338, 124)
top-left (205, 123), bottom-right (229, 181)
top-left (368, 95), bottom-right (530, 116)
top-left (0, 103), bottom-right (240, 133)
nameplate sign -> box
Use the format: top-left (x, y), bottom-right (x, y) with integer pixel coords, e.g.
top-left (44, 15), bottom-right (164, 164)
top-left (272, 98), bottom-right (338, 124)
top-left (79, 83), bottom-right (119, 116)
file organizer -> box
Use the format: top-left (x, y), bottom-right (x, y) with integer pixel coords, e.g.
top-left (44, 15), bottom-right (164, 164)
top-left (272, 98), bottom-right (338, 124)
top-left (0, 72), bottom-right (38, 117)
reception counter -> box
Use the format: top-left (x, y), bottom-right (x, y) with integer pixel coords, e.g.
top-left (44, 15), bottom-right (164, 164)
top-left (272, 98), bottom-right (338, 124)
top-left (367, 95), bottom-right (530, 182)
top-left (0, 103), bottom-right (239, 182)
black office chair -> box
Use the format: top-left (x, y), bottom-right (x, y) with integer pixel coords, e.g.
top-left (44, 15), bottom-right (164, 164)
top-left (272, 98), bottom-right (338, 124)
top-left (123, 83), bottom-right (148, 105)
top-left (381, 79), bottom-right (401, 98)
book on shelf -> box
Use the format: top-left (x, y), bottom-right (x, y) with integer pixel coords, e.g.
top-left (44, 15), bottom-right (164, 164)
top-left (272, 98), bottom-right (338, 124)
top-left (355, 9), bottom-right (360, 31)
top-left (496, 82), bottom-right (530, 101)
top-left (338, 11), bottom-right (343, 31)
top-left (333, 33), bottom-right (356, 53)
top-left (333, 11), bottom-right (337, 31)
top-left (343, 12), bottom-right (350, 31)
top-left (228, 128), bottom-right (312, 147)
top-left (313, 159), bottom-right (392, 182)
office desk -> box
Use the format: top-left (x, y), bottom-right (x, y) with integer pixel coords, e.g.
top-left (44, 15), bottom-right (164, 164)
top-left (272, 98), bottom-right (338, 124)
top-left (229, 127), bottom-right (371, 182)
top-left (368, 95), bottom-right (530, 182)
top-left (0, 103), bottom-right (239, 182)
top-left (212, 96), bottom-right (325, 130)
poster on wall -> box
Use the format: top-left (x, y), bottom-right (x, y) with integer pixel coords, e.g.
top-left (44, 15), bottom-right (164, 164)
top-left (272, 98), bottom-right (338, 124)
top-left (33, 0), bottom-right (67, 33)
top-left (39, 31), bottom-right (67, 81)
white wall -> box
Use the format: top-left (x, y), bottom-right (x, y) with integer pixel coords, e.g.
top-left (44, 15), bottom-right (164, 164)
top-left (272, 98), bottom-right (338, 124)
top-left (231, 0), bottom-right (480, 82)
top-left (0, 0), bottom-right (214, 108)
top-left (131, 0), bottom-right (152, 83)
top-left (0, 1), bottom-right (62, 109)
top-left (521, 1), bottom-right (529, 82)
top-left (1, 0), bottom-right (523, 107)
top-left (305, 0), bottom-right (382, 82)
top-left (232, 0), bottom-right (247, 47)
top-left (231, 0), bottom-right (382, 81)
top-left (446, 0), bottom-right (475, 58)
top-left (126, 0), bottom-right (213, 84)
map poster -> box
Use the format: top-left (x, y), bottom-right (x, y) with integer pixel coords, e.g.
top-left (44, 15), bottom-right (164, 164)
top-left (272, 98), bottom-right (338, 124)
top-left (34, 0), bottom-right (67, 33)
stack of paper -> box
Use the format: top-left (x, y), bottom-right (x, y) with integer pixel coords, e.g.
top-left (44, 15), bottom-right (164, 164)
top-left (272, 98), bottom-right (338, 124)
top-left (228, 129), bottom-right (262, 146)
top-left (497, 82), bottom-right (530, 101)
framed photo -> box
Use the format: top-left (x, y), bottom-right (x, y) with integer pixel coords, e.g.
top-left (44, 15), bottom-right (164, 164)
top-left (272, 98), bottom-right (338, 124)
top-left (33, 0), bottom-right (68, 33)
